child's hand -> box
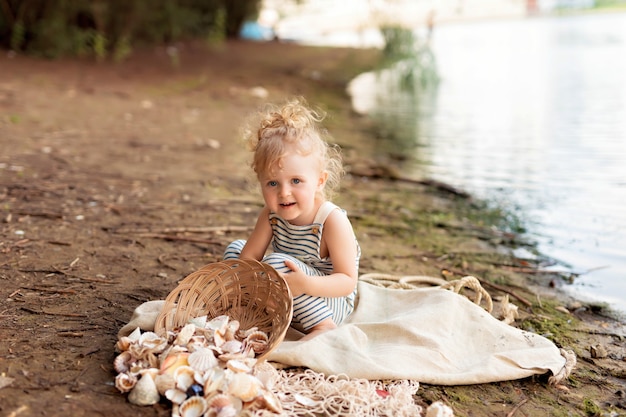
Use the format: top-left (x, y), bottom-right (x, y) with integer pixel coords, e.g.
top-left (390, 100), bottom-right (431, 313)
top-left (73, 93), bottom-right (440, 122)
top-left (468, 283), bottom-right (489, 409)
top-left (282, 259), bottom-right (308, 297)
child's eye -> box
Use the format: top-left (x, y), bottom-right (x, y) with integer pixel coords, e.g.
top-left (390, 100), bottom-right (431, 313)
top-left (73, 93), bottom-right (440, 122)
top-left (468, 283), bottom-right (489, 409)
top-left (267, 180), bottom-right (278, 187)
top-left (292, 178), bottom-right (301, 185)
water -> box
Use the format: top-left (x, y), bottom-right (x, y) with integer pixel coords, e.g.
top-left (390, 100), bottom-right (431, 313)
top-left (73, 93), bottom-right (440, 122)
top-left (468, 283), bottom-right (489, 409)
top-left (347, 13), bottom-right (626, 316)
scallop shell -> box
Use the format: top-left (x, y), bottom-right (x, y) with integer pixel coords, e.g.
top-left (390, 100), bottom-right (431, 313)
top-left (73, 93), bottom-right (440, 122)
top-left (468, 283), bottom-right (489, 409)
top-left (179, 396), bottom-right (207, 417)
top-left (188, 348), bottom-right (218, 372)
top-left (227, 372), bottom-right (262, 402)
top-left (159, 352), bottom-right (190, 375)
top-left (206, 393), bottom-right (243, 415)
top-left (165, 387), bottom-right (187, 404)
top-left (174, 323), bottom-right (196, 346)
top-left (128, 373), bottom-right (160, 406)
top-left (113, 351), bottom-right (134, 374)
top-left (173, 365), bottom-right (196, 391)
top-left (114, 372), bottom-right (137, 393)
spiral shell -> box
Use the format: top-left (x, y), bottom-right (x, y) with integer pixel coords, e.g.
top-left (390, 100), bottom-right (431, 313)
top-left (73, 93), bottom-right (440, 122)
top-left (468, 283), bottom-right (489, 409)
top-left (113, 351), bottom-right (134, 374)
top-left (115, 372), bottom-right (137, 393)
top-left (244, 330), bottom-right (269, 355)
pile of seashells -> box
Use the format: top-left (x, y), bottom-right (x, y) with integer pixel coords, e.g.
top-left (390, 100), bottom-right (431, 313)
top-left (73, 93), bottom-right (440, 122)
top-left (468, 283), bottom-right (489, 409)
top-left (113, 315), bottom-right (282, 416)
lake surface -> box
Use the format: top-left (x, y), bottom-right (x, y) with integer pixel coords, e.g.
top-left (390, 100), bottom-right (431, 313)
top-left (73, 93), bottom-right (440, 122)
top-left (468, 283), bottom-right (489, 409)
top-left (347, 13), bottom-right (626, 316)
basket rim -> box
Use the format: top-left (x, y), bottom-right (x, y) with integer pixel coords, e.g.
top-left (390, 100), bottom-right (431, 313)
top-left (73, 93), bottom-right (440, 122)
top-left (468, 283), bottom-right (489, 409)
top-left (153, 259), bottom-right (293, 360)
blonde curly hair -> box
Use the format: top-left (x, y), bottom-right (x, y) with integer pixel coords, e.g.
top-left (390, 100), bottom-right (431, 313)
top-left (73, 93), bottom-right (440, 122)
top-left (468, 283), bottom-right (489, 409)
top-left (242, 98), bottom-right (344, 200)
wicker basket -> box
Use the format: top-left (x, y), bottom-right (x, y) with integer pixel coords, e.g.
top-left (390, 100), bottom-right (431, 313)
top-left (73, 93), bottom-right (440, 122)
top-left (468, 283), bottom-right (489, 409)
top-left (154, 259), bottom-right (292, 361)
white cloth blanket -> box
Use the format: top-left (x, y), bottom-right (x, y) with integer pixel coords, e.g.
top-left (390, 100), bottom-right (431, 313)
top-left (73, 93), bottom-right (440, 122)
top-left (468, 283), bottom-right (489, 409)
top-left (118, 281), bottom-right (573, 386)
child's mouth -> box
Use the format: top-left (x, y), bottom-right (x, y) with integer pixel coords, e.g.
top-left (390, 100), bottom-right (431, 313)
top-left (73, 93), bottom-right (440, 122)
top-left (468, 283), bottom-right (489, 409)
top-left (280, 202), bottom-right (296, 207)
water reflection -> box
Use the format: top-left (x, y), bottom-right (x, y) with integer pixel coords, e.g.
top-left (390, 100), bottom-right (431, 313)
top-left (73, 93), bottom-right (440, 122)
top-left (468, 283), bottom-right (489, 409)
top-left (348, 13), bottom-right (626, 316)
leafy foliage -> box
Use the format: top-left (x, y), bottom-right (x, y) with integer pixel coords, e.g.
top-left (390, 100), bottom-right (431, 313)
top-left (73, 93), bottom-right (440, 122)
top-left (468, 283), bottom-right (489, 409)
top-left (0, 0), bottom-right (260, 59)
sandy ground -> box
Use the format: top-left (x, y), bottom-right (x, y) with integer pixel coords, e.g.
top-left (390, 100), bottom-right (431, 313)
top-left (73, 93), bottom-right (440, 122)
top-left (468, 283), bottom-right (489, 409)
top-left (0, 40), bottom-right (625, 417)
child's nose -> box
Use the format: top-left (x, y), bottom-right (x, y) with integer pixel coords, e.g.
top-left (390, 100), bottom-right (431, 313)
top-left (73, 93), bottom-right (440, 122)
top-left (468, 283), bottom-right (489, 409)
top-left (279, 184), bottom-right (291, 197)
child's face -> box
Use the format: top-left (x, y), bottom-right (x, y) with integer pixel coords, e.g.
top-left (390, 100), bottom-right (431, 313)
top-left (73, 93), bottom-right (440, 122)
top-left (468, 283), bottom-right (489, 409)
top-left (259, 151), bottom-right (327, 225)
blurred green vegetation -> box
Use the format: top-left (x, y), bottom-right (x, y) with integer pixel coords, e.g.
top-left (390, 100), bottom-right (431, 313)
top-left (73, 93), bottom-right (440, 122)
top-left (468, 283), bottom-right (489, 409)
top-left (0, 0), bottom-right (260, 60)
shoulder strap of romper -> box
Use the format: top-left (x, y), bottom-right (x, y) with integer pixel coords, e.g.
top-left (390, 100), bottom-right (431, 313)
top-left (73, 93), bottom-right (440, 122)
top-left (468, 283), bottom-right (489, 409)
top-left (313, 201), bottom-right (340, 224)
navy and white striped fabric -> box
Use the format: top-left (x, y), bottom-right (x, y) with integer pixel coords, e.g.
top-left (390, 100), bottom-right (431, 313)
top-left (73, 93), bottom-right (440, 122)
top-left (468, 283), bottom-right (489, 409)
top-left (223, 201), bottom-right (360, 332)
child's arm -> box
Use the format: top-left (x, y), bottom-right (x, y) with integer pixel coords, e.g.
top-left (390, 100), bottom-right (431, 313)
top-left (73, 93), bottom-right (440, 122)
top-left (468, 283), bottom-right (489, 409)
top-left (283, 209), bottom-right (358, 298)
top-left (240, 207), bottom-right (273, 261)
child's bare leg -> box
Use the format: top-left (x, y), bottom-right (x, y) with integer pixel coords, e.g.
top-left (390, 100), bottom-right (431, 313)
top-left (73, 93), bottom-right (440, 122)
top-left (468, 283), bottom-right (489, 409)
top-left (300, 318), bottom-right (337, 341)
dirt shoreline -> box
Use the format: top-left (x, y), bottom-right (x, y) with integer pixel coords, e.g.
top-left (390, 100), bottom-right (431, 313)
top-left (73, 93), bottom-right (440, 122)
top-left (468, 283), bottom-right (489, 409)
top-left (1, 41), bottom-right (625, 416)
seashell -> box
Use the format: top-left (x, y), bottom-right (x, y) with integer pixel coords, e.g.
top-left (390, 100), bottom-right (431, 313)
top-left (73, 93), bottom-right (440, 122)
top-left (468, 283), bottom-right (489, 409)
top-left (245, 390), bottom-right (282, 414)
top-left (128, 373), bottom-right (160, 406)
top-left (113, 351), bottom-right (134, 374)
top-left (165, 387), bottom-right (187, 404)
top-left (294, 393), bottom-right (318, 407)
top-left (226, 359), bottom-right (252, 373)
top-left (213, 329), bottom-right (226, 348)
top-left (173, 365), bottom-right (196, 391)
top-left (237, 326), bottom-right (259, 339)
top-left (244, 331), bottom-right (269, 355)
top-left (425, 401), bottom-right (454, 417)
top-left (187, 335), bottom-right (209, 352)
top-left (127, 327), bottom-right (142, 341)
top-left (206, 393), bottom-right (242, 416)
top-left (188, 348), bottom-right (218, 372)
top-left (221, 340), bottom-right (243, 354)
top-left (138, 331), bottom-right (168, 353)
top-left (206, 315), bottom-right (229, 332)
top-left (115, 336), bottom-right (134, 352)
top-left (219, 349), bottom-right (254, 362)
top-left (189, 315), bottom-right (207, 328)
top-left (114, 372), bottom-right (137, 393)
top-left (227, 372), bottom-right (262, 402)
top-left (259, 389), bottom-right (283, 413)
top-left (154, 372), bottom-right (176, 396)
top-left (159, 352), bottom-right (189, 375)
top-left (174, 323), bottom-right (196, 346)
top-left (224, 320), bottom-right (240, 341)
top-left (203, 367), bottom-right (226, 396)
top-left (179, 395), bottom-right (207, 417)
top-left (129, 361), bottom-right (148, 375)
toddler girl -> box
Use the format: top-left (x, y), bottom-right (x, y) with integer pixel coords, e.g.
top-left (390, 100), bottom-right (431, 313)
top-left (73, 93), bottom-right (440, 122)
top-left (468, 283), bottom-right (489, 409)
top-left (224, 98), bottom-right (360, 340)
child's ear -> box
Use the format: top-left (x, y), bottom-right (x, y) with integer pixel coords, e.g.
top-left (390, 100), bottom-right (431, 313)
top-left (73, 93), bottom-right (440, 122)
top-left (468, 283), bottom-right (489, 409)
top-left (318, 171), bottom-right (329, 189)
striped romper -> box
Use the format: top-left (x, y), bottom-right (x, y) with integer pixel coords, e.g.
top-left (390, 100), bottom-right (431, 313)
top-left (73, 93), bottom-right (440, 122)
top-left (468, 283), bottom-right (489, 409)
top-left (224, 201), bottom-right (360, 332)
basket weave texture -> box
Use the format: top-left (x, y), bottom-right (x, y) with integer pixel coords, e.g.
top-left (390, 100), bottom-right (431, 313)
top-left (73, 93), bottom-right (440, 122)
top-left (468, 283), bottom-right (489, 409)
top-left (154, 259), bottom-right (293, 360)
